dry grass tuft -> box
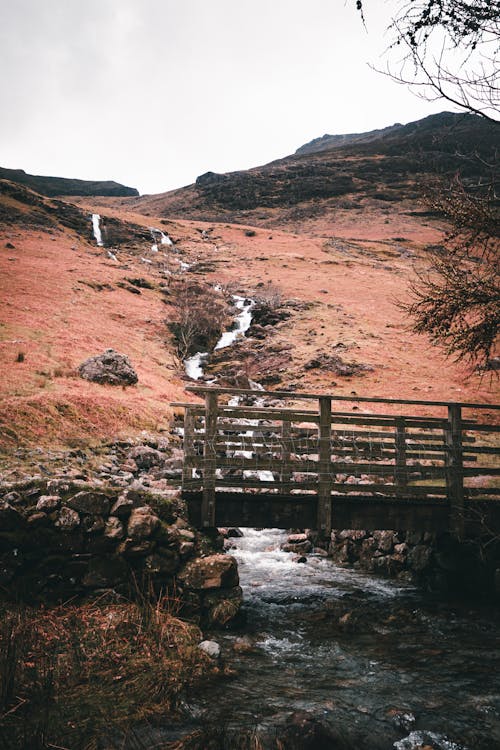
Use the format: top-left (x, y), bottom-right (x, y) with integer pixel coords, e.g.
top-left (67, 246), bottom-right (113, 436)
top-left (0, 600), bottom-right (215, 750)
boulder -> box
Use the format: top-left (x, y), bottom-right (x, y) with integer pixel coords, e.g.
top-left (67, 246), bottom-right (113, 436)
top-left (36, 495), bottom-right (60, 512)
top-left (127, 506), bottom-right (160, 540)
top-left (78, 348), bottom-right (138, 386)
top-left (198, 640), bottom-right (221, 659)
top-left (67, 491), bottom-right (110, 516)
top-left (56, 507), bottom-right (80, 532)
top-left (178, 554), bottom-right (239, 590)
top-left (104, 516), bottom-right (125, 540)
top-left (203, 585), bottom-right (243, 626)
top-left (127, 446), bottom-right (164, 470)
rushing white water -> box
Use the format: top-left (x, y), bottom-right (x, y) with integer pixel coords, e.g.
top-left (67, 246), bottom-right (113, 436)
top-left (184, 294), bottom-right (254, 380)
top-left (184, 352), bottom-right (208, 380)
top-left (150, 228), bottom-right (173, 253)
top-left (91, 214), bottom-right (103, 246)
top-left (215, 296), bottom-right (254, 350)
top-left (232, 528), bottom-right (408, 619)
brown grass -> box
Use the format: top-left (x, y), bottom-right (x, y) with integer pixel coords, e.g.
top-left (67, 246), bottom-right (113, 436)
top-left (0, 599), bottom-right (214, 749)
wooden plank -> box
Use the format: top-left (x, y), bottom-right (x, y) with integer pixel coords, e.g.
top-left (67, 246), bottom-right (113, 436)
top-left (445, 404), bottom-right (464, 537)
top-left (281, 419), bottom-right (292, 494)
top-left (395, 417), bottom-right (408, 496)
top-left (184, 385), bottom-right (500, 410)
top-left (317, 396), bottom-right (332, 535)
top-left (182, 407), bottom-right (196, 486)
top-left (201, 392), bottom-right (218, 528)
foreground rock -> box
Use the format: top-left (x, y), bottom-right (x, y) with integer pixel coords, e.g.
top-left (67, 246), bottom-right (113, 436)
top-left (78, 348), bottom-right (138, 385)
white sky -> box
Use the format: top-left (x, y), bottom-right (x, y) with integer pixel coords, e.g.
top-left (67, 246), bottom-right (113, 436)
top-left (0, 0), bottom-right (449, 195)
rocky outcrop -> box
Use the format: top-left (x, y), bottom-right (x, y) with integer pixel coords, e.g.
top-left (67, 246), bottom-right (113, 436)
top-left (78, 349), bottom-right (138, 386)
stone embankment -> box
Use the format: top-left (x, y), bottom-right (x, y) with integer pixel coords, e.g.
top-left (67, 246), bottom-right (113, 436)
top-left (0, 441), bottom-right (242, 626)
top-left (282, 527), bottom-right (500, 595)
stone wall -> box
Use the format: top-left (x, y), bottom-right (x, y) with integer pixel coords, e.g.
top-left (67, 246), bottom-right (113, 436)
top-left (0, 478), bottom-right (242, 626)
top-left (283, 528), bottom-right (500, 596)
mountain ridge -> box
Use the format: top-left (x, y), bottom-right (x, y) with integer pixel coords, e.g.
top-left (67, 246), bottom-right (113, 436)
top-left (0, 166), bottom-right (139, 198)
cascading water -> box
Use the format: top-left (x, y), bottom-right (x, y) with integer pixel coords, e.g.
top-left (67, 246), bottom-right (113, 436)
top-left (91, 214), bottom-right (103, 246)
top-left (184, 294), bottom-right (254, 381)
top-left (190, 529), bottom-right (500, 749)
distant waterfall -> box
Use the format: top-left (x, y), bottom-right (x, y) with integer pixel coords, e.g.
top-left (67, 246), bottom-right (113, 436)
top-left (92, 214), bottom-right (103, 246)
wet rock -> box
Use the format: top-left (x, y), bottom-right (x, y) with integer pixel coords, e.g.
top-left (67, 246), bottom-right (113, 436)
top-left (282, 540), bottom-right (312, 554)
top-left (232, 636), bottom-right (254, 654)
top-left (36, 495), bottom-right (60, 512)
top-left (3, 491), bottom-right (21, 504)
top-left (408, 544), bottom-right (432, 572)
top-left (78, 348), bottom-right (138, 386)
top-left (203, 585), bottom-right (243, 626)
top-left (67, 491), bottom-right (110, 516)
top-left (56, 507), bottom-right (80, 532)
top-left (373, 530), bottom-right (394, 553)
top-left (178, 554), bottom-right (239, 590)
top-left (27, 512), bottom-right (49, 527)
top-left (127, 506), bottom-right (160, 540)
top-left (280, 710), bottom-right (338, 749)
top-left (198, 639), bottom-right (221, 659)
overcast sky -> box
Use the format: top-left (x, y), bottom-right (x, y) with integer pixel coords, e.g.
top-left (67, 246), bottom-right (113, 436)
top-left (0, 0), bottom-right (448, 195)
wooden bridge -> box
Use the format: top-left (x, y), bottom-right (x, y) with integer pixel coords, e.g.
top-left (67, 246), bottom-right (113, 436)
top-left (173, 387), bottom-right (500, 537)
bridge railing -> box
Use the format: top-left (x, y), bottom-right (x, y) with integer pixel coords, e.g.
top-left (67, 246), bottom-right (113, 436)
top-left (172, 387), bottom-right (500, 535)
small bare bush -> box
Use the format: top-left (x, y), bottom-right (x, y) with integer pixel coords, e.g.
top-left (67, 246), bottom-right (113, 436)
top-left (168, 279), bottom-right (229, 359)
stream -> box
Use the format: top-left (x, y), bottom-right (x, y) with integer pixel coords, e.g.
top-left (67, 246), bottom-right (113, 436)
top-left (177, 292), bottom-right (499, 749)
top-left (194, 528), bottom-right (500, 749)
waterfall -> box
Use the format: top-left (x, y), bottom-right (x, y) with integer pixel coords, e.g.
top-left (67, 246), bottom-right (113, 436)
top-left (91, 214), bottom-right (103, 246)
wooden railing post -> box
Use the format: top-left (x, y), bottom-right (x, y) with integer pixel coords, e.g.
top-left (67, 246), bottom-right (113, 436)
top-left (280, 419), bottom-right (292, 494)
top-left (182, 407), bottom-right (195, 487)
top-left (445, 404), bottom-right (464, 537)
top-left (317, 396), bottom-right (332, 536)
top-left (394, 417), bottom-right (408, 496)
top-left (201, 392), bottom-right (218, 528)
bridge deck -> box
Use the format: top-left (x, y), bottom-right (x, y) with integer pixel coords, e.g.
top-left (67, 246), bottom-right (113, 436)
top-left (173, 387), bottom-right (500, 535)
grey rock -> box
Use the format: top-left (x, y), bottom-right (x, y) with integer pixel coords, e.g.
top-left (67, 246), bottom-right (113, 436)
top-left (127, 446), bottom-right (164, 470)
top-left (36, 495), bottom-right (60, 512)
top-left (127, 506), bottom-right (160, 540)
top-left (78, 348), bottom-right (138, 386)
top-left (67, 491), bottom-right (110, 516)
top-left (198, 640), bottom-right (221, 659)
top-left (56, 507), bottom-right (80, 532)
top-left (104, 516), bottom-right (125, 540)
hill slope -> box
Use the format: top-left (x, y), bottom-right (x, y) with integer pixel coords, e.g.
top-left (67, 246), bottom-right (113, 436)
top-left (118, 112), bottom-right (497, 231)
top-left (0, 166), bottom-right (139, 198)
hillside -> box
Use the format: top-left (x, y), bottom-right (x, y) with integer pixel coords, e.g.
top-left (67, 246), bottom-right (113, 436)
top-left (1, 167), bottom-right (498, 455)
top-left (0, 166), bottom-right (139, 197)
top-left (111, 112), bottom-right (498, 232)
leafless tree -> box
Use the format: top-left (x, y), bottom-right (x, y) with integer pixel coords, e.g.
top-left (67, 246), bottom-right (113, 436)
top-left (400, 174), bottom-right (499, 369)
top-left (168, 279), bottom-right (229, 360)
top-left (357, 0), bottom-right (499, 122)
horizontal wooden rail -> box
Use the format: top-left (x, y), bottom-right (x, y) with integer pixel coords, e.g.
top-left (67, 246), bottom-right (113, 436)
top-left (175, 388), bottom-right (500, 535)
top-left (185, 385), bottom-right (500, 411)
